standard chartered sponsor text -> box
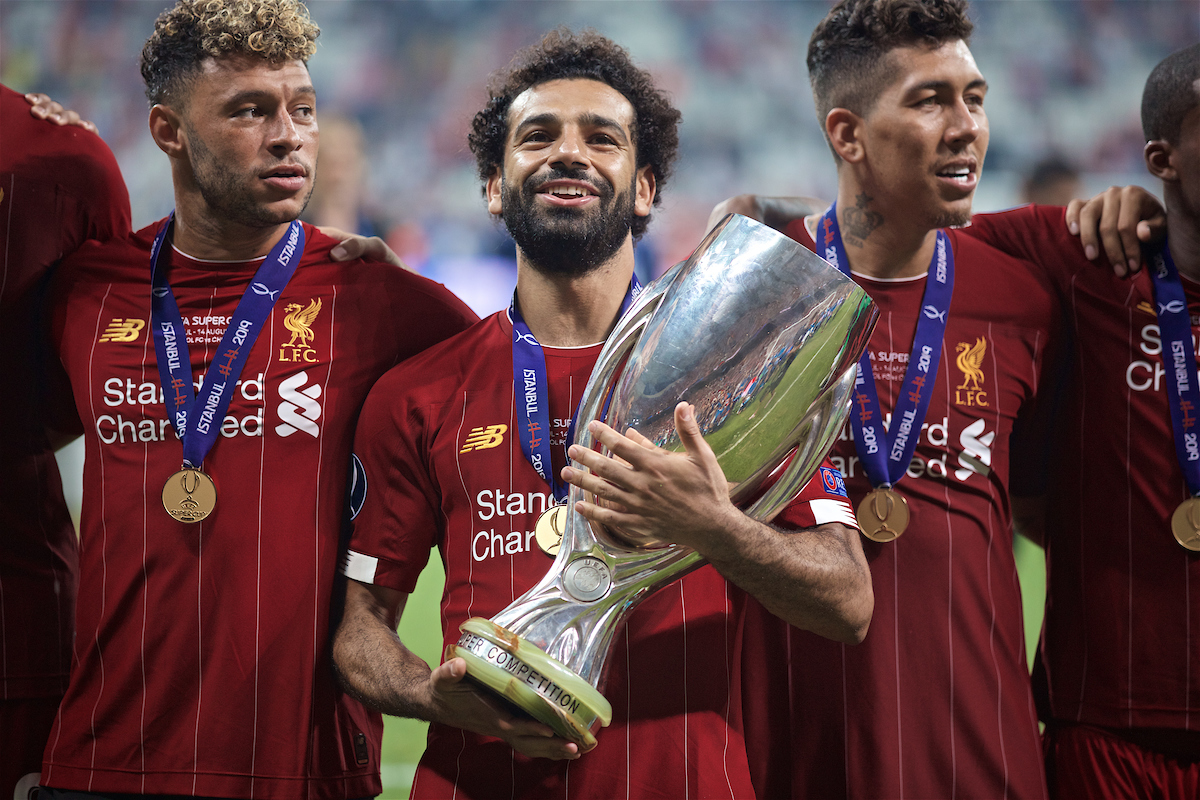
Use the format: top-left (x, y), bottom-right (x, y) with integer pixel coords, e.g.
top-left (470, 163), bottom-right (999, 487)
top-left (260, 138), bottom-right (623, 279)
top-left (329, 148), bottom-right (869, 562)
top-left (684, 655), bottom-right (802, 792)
top-left (96, 372), bottom-right (265, 444)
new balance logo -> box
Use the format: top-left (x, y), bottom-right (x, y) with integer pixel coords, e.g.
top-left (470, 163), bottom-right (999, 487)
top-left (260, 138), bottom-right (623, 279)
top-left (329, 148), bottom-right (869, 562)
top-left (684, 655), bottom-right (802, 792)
top-left (461, 424), bottom-right (507, 453)
top-left (99, 318), bottom-right (146, 343)
top-left (275, 370), bottom-right (322, 437)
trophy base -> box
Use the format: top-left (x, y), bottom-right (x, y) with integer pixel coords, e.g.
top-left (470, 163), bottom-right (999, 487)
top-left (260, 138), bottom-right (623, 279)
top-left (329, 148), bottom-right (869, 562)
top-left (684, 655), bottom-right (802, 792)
top-left (448, 617), bottom-right (613, 751)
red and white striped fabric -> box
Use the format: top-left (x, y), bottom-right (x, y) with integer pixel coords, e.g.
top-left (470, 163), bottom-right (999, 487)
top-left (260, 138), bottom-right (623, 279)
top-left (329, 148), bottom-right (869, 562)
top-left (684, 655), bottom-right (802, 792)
top-left (42, 220), bottom-right (475, 799)
top-left (0, 82), bottom-right (131, 797)
top-left (346, 310), bottom-right (853, 800)
top-left (744, 220), bottom-right (1058, 800)
top-left (969, 205), bottom-right (1200, 782)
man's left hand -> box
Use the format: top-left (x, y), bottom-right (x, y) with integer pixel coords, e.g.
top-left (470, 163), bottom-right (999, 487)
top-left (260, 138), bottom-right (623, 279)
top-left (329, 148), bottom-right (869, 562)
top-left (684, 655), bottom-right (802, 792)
top-left (561, 402), bottom-right (740, 552)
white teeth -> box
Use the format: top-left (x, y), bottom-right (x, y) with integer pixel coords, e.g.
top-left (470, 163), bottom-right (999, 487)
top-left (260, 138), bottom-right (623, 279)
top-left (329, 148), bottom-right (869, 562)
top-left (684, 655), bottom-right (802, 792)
top-left (548, 186), bottom-right (590, 197)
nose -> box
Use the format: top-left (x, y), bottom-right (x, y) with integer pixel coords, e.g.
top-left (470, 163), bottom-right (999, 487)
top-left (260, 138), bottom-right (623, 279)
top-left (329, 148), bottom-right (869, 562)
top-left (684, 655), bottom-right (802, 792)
top-left (548, 126), bottom-right (589, 169)
top-left (267, 108), bottom-right (305, 155)
top-left (945, 98), bottom-right (983, 148)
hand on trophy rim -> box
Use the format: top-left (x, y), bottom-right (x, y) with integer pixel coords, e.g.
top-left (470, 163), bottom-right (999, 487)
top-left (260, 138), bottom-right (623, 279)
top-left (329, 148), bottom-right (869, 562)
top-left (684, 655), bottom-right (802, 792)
top-left (562, 402), bottom-right (744, 556)
top-left (429, 657), bottom-right (582, 761)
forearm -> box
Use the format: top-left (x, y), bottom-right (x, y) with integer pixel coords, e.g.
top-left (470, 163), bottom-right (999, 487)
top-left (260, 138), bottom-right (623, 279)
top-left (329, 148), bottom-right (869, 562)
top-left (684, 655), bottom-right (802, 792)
top-left (699, 515), bottom-right (873, 644)
top-left (332, 581), bottom-right (436, 720)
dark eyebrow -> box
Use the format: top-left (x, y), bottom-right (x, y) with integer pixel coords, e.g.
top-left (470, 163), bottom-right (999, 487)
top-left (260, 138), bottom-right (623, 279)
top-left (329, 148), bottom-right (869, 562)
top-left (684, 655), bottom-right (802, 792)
top-left (513, 111), bottom-right (630, 141)
top-left (224, 85), bottom-right (316, 108)
top-left (909, 78), bottom-right (989, 95)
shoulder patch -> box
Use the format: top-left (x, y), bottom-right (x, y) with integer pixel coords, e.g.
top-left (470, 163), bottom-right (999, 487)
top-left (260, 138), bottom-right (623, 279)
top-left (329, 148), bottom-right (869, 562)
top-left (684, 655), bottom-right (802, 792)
top-left (819, 466), bottom-right (848, 498)
top-left (348, 454), bottom-right (368, 520)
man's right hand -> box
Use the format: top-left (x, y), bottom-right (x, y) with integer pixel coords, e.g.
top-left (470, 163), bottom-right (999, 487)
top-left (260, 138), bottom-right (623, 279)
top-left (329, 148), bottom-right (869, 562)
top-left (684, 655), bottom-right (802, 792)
top-left (426, 658), bottom-right (581, 761)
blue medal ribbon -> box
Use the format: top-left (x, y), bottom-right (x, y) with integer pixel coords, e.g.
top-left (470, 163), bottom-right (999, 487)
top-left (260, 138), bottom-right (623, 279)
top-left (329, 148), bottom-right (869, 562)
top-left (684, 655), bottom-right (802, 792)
top-left (510, 277), bottom-right (641, 501)
top-left (1148, 238), bottom-right (1200, 497)
top-left (818, 204), bottom-right (954, 489)
top-left (150, 213), bottom-right (305, 469)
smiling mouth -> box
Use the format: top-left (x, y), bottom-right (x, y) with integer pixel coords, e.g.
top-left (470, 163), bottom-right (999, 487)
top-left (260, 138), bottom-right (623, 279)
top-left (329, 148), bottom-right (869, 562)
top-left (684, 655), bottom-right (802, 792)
top-left (539, 185), bottom-right (596, 199)
top-left (937, 166), bottom-right (974, 184)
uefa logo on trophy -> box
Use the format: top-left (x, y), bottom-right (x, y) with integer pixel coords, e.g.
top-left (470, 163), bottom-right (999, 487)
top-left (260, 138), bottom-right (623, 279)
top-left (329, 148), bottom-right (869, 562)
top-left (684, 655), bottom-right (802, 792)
top-left (449, 214), bottom-right (878, 749)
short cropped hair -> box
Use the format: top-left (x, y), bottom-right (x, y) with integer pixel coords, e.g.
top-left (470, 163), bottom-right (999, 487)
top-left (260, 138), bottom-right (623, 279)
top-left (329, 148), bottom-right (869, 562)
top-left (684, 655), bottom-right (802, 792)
top-left (141, 0), bottom-right (320, 106)
top-left (808, 0), bottom-right (973, 136)
top-left (468, 28), bottom-right (681, 240)
top-left (1142, 43), bottom-right (1200, 144)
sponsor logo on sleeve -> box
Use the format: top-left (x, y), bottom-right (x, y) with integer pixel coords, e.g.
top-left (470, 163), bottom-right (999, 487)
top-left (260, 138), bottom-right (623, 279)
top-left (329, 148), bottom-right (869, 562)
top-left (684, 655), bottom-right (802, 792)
top-left (954, 337), bottom-right (989, 407)
top-left (99, 318), bottom-right (146, 343)
top-left (279, 298), bottom-right (322, 363)
top-left (460, 424), bottom-right (507, 453)
top-left (818, 466), bottom-right (848, 497)
top-left (348, 454), bottom-right (367, 519)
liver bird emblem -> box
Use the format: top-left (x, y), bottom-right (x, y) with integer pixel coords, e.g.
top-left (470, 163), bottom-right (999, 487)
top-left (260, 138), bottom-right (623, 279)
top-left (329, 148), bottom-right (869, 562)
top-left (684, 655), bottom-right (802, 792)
top-left (283, 298), bottom-right (322, 348)
top-left (955, 337), bottom-right (987, 391)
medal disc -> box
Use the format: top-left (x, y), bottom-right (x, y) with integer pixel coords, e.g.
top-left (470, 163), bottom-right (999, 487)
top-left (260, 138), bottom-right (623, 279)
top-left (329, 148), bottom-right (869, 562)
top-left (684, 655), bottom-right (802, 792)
top-left (857, 488), bottom-right (909, 543)
top-left (162, 467), bottom-right (217, 523)
top-left (1171, 497), bottom-right (1200, 552)
top-left (535, 504), bottom-right (570, 556)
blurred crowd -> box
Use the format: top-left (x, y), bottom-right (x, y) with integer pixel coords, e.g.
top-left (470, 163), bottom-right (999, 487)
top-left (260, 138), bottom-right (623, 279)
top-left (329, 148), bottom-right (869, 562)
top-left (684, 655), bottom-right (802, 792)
top-left (2, 0), bottom-right (1196, 315)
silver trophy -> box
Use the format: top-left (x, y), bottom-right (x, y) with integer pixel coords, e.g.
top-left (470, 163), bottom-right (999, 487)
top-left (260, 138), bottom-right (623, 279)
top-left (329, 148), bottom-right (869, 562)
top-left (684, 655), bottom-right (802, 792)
top-left (449, 214), bottom-right (877, 749)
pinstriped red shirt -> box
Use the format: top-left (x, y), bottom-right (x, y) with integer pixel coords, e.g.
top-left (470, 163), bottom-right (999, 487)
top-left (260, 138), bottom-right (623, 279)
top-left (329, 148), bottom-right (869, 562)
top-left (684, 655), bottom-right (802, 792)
top-left (346, 310), bottom-right (853, 800)
top-left (43, 220), bottom-right (476, 799)
top-left (970, 204), bottom-right (1200, 735)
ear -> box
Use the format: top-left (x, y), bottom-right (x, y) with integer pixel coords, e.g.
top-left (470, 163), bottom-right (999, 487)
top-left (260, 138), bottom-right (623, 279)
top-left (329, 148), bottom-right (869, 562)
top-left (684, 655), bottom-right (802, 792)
top-left (826, 108), bottom-right (865, 164)
top-left (149, 104), bottom-right (186, 159)
top-left (1144, 139), bottom-right (1177, 183)
top-left (485, 168), bottom-right (504, 217)
top-left (633, 165), bottom-right (656, 218)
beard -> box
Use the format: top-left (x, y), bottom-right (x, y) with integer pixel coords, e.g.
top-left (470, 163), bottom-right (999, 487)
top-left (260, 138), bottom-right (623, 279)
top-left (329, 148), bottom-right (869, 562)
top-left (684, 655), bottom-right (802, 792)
top-left (501, 166), bottom-right (636, 277)
top-left (933, 207), bottom-right (973, 229)
top-left (187, 125), bottom-right (313, 228)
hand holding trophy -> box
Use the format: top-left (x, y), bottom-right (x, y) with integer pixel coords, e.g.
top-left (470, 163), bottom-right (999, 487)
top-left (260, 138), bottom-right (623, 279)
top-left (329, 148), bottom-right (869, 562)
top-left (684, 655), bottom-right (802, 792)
top-left (448, 214), bottom-right (878, 749)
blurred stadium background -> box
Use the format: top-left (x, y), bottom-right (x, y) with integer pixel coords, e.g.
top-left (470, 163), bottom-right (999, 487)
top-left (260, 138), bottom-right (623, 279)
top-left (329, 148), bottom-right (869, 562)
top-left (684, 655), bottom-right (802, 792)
top-left (4, 0), bottom-right (1197, 796)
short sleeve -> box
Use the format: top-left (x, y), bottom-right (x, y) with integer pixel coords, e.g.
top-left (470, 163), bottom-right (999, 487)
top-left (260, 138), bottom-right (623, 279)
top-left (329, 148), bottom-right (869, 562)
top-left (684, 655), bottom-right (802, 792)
top-left (773, 458), bottom-right (859, 531)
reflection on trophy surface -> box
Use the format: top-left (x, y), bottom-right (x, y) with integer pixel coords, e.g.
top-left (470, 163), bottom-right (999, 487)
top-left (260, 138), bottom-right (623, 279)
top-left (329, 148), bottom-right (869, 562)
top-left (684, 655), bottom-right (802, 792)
top-left (448, 214), bottom-right (878, 749)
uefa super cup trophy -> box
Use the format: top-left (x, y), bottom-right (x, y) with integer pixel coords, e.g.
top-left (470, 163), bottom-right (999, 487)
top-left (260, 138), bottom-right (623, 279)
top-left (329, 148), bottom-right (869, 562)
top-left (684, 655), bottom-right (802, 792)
top-left (448, 214), bottom-right (878, 749)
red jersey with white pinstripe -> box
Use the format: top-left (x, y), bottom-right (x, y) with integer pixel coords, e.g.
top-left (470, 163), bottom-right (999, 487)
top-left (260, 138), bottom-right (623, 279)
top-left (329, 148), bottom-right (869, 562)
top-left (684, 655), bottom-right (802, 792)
top-left (0, 84), bottom-right (131, 703)
top-left (968, 204), bottom-right (1200, 734)
top-left (345, 309), bottom-right (855, 800)
top-left (42, 219), bottom-right (476, 799)
top-left (751, 220), bottom-right (1057, 799)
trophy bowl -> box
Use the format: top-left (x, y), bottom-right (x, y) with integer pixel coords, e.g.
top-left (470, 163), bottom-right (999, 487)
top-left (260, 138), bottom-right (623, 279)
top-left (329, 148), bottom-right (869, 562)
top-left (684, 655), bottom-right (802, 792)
top-left (448, 213), bottom-right (878, 749)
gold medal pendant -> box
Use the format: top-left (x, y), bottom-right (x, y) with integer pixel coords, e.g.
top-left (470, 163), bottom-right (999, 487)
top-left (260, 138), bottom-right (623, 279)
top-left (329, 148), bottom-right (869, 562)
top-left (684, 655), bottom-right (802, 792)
top-left (535, 504), bottom-right (570, 556)
top-left (857, 487), bottom-right (909, 543)
top-left (162, 467), bottom-right (217, 523)
top-left (1171, 497), bottom-right (1200, 552)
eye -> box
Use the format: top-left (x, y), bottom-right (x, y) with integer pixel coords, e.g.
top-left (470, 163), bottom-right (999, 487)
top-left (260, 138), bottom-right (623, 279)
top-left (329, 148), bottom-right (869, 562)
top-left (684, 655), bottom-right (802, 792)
top-left (293, 105), bottom-right (315, 119)
top-left (965, 93), bottom-right (985, 109)
top-left (590, 133), bottom-right (618, 146)
top-left (234, 106), bottom-right (263, 118)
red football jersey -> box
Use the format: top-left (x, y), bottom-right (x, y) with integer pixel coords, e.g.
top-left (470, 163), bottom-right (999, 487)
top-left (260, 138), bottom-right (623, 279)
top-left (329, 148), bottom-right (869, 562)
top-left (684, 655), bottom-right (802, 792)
top-left (0, 84), bottom-right (131, 705)
top-left (42, 219), bottom-right (476, 799)
top-left (968, 204), bottom-right (1200, 733)
top-left (749, 219), bottom-right (1058, 799)
top-left (346, 310), bottom-right (857, 800)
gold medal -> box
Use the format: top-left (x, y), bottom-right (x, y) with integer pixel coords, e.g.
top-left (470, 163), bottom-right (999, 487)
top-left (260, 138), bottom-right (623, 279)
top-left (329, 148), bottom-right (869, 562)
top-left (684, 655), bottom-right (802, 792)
top-left (857, 487), bottom-right (909, 543)
top-left (1171, 497), bottom-right (1200, 551)
top-left (535, 504), bottom-right (570, 556)
top-left (162, 467), bottom-right (217, 523)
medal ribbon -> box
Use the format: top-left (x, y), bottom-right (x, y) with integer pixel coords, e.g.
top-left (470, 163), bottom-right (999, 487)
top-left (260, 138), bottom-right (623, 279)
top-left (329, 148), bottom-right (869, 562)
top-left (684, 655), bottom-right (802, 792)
top-left (817, 204), bottom-right (954, 489)
top-left (150, 213), bottom-right (305, 468)
top-left (510, 277), bottom-right (641, 501)
top-left (1147, 238), bottom-right (1200, 497)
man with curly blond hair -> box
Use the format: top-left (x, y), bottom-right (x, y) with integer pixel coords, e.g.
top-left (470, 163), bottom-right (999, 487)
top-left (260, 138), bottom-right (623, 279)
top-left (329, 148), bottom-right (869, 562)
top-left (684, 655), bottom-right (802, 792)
top-left (37, 2), bottom-right (476, 798)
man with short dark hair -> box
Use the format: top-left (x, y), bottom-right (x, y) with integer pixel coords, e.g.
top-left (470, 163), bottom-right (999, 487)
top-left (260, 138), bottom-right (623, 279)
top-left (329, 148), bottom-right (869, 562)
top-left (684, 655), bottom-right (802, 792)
top-left (720, 1), bottom-right (1060, 796)
top-left (38, 1), bottom-right (476, 797)
top-left (964, 42), bottom-right (1200, 799)
top-left (332, 28), bottom-right (874, 800)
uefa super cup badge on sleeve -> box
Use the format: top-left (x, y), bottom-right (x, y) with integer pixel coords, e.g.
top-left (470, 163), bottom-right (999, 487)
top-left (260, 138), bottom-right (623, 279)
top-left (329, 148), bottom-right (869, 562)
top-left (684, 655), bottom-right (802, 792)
top-left (449, 214), bottom-right (879, 750)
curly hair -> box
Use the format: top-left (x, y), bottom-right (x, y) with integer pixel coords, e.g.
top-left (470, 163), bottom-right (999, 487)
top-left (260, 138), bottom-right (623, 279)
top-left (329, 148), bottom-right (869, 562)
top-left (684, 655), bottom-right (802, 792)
top-left (141, 0), bottom-right (320, 106)
top-left (1142, 43), bottom-right (1200, 144)
top-left (468, 28), bottom-right (681, 240)
top-left (808, 0), bottom-right (973, 135)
